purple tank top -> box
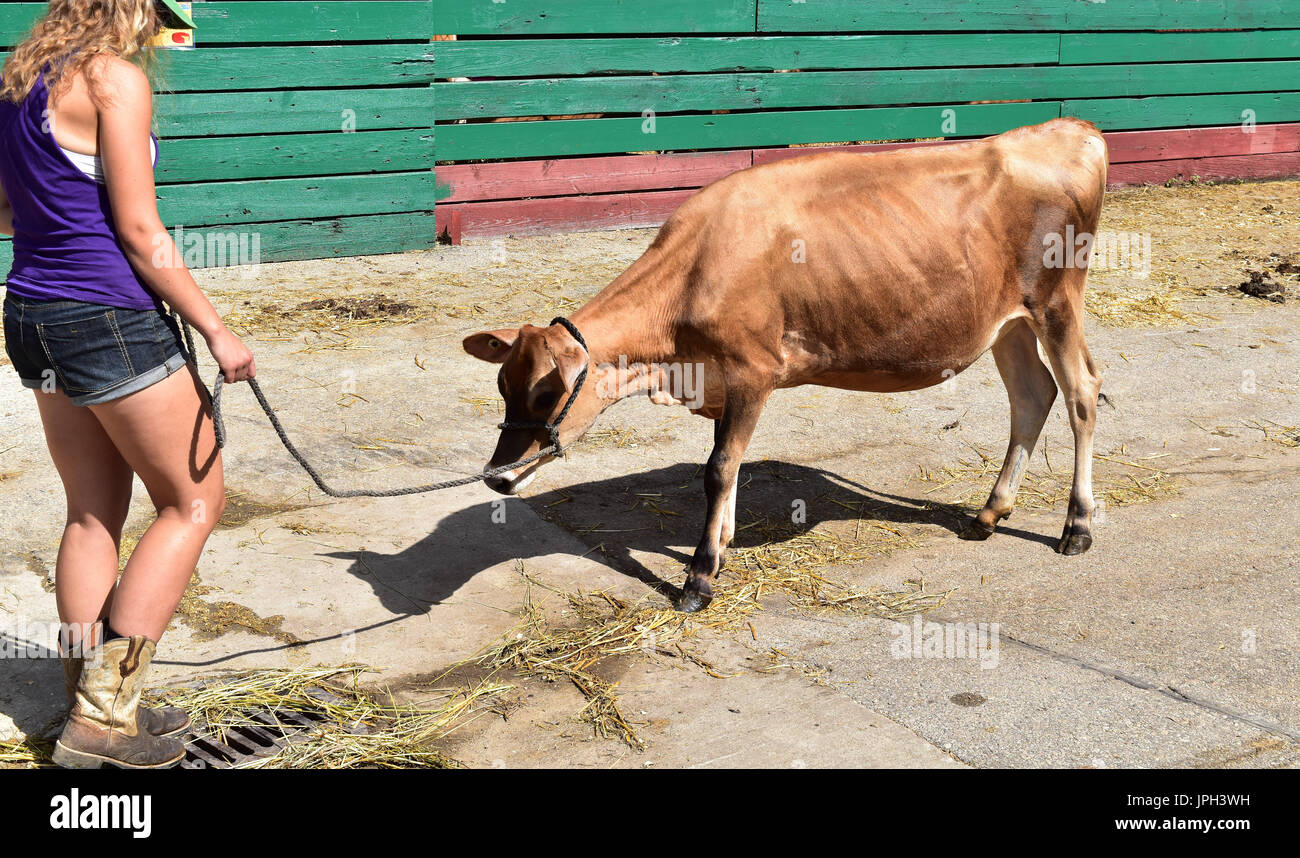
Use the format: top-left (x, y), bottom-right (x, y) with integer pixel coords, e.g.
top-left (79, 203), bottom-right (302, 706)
top-left (0, 71), bottom-right (161, 310)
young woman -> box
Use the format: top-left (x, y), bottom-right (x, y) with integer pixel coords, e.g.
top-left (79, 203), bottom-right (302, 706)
top-left (0, 0), bottom-right (255, 768)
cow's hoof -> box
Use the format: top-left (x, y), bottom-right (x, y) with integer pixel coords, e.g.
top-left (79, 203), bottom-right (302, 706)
top-left (1055, 530), bottom-right (1093, 556)
top-left (677, 589), bottom-right (713, 614)
top-left (958, 518), bottom-right (997, 541)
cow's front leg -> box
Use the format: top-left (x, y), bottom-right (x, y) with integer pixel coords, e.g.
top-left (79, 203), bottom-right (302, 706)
top-left (680, 389), bottom-right (769, 613)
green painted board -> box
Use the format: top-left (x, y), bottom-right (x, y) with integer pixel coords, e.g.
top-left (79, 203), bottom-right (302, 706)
top-left (156, 172), bottom-right (440, 227)
top-left (154, 87), bottom-right (435, 137)
top-left (0, 3), bottom-right (42, 47)
top-left (435, 61), bottom-right (1300, 119)
top-left (149, 45), bottom-right (436, 91)
top-left (190, 1), bottom-right (433, 45)
top-left (757, 0), bottom-right (1300, 32)
top-left (437, 101), bottom-right (1061, 161)
top-left (166, 213), bottom-right (440, 266)
top-left (155, 130), bottom-right (436, 183)
top-left (0, 45), bottom-right (437, 90)
top-left (758, 0), bottom-right (1065, 32)
top-left (1060, 30), bottom-right (1300, 65)
top-left (1, 214), bottom-right (440, 271)
top-left (1064, 92), bottom-right (1300, 130)
top-left (1063, 0), bottom-right (1300, 30)
top-left (431, 0), bottom-right (758, 35)
top-left (1, 2), bottom-right (434, 47)
top-left (434, 33), bottom-right (1060, 77)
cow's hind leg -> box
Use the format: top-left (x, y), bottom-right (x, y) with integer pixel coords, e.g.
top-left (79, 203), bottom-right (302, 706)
top-left (961, 318), bottom-right (1058, 541)
top-left (680, 387), bottom-right (769, 613)
top-left (1035, 299), bottom-right (1103, 555)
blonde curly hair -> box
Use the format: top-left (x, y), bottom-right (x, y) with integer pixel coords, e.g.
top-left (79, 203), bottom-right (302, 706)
top-left (1, 0), bottom-right (161, 105)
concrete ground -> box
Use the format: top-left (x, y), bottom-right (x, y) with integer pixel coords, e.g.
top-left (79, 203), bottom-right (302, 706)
top-left (1, 179), bottom-right (1297, 768)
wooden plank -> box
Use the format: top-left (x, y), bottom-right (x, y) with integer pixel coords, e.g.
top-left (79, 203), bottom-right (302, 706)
top-left (181, 213), bottom-right (440, 265)
top-left (2, 2), bottom-right (434, 47)
top-left (191, 1), bottom-right (433, 44)
top-left (1063, 0), bottom-right (1300, 31)
top-left (145, 45), bottom-right (436, 91)
top-left (0, 3), bottom-right (42, 47)
top-left (752, 139), bottom-right (954, 165)
top-left (1061, 30), bottom-right (1300, 65)
top-left (435, 189), bottom-right (700, 239)
top-left (156, 172), bottom-right (441, 227)
top-left (437, 150), bottom-right (1300, 242)
top-left (434, 34), bottom-right (1060, 78)
top-left (1, 45), bottom-right (434, 91)
top-left (1064, 92), bottom-right (1300, 130)
top-left (431, 0), bottom-right (757, 35)
top-left (437, 151), bottom-right (752, 203)
top-left (1104, 123), bottom-right (1300, 163)
top-left (1109, 151), bottom-right (1300, 186)
top-left (436, 61), bottom-right (1300, 120)
top-left (155, 87), bottom-right (435, 137)
top-left (758, 0), bottom-right (1065, 32)
top-left (0, 215), bottom-right (440, 270)
top-left (437, 101), bottom-right (1060, 161)
top-left (757, 0), bottom-right (1300, 32)
top-left (156, 130), bottom-right (436, 183)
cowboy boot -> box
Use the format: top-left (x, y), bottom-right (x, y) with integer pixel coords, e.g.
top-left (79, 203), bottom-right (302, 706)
top-left (52, 636), bottom-right (185, 769)
top-left (62, 648), bottom-right (191, 737)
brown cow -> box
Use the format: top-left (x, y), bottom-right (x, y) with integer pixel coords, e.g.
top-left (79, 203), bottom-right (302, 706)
top-left (465, 117), bottom-right (1108, 612)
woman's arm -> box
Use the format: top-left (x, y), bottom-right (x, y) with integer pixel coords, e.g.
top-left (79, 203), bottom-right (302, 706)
top-left (95, 56), bottom-right (255, 382)
top-left (0, 180), bottom-right (13, 235)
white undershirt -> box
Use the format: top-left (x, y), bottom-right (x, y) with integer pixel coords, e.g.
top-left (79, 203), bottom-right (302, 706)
top-left (58, 137), bottom-right (156, 184)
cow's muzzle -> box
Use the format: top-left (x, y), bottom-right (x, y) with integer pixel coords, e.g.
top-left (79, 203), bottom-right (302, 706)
top-left (483, 464), bottom-right (540, 495)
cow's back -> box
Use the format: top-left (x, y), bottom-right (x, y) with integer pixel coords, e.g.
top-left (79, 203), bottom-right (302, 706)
top-left (648, 118), bottom-right (1108, 389)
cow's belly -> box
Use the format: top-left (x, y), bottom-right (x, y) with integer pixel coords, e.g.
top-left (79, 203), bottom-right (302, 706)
top-left (775, 309), bottom-right (1026, 393)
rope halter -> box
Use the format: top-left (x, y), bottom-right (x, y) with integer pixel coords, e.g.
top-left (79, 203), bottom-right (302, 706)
top-left (495, 316), bottom-right (589, 457)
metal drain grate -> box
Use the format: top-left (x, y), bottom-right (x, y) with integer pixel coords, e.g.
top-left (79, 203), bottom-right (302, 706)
top-left (178, 687), bottom-right (369, 769)
top-left (181, 709), bottom-right (329, 769)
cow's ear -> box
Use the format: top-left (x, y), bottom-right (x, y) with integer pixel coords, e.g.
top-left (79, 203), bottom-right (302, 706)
top-left (550, 333), bottom-right (587, 391)
top-left (463, 329), bottom-right (517, 363)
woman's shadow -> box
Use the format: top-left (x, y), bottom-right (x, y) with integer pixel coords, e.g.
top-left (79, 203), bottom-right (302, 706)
top-left (323, 459), bottom-right (1056, 615)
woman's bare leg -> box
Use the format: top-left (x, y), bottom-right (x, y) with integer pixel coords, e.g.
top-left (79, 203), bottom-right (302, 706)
top-left (34, 391), bottom-right (134, 649)
top-left (89, 366), bottom-right (225, 641)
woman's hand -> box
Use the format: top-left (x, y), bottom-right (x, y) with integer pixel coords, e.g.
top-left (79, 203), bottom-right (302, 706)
top-left (204, 326), bottom-right (256, 382)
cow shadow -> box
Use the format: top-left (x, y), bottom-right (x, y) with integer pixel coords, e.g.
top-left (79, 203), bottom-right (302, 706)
top-left (324, 459), bottom-right (1056, 615)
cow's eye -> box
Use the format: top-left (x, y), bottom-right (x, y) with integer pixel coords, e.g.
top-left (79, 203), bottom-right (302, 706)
top-left (533, 391), bottom-right (558, 412)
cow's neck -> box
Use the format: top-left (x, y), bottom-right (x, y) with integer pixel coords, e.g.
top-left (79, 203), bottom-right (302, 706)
top-left (571, 278), bottom-right (678, 370)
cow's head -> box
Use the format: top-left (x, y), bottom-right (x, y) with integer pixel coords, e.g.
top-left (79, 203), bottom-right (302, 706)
top-left (463, 321), bottom-right (601, 494)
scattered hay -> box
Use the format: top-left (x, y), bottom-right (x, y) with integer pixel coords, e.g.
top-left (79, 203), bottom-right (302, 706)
top-left (581, 426), bottom-right (650, 449)
top-left (918, 444), bottom-right (1180, 510)
top-left (224, 292), bottom-right (425, 337)
top-left (1085, 286), bottom-right (1196, 327)
top-left (468, 535), bottom-right (951, 751)
top-left (150, 666), bottom-right (511, 769)
top-left (174, 570), bottom-right (300, 644)
top-left (1243, 418), bottom-right (1300, 449)
top-left (219, 491), bottom-right (310, 530)
top-left (0, 736), bottom-right (51, 768)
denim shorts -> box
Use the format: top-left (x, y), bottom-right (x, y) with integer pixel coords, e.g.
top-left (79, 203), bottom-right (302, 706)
top-left (3, 293), bottom-right (190, 406)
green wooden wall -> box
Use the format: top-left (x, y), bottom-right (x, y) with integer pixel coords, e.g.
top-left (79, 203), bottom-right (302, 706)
top-left (432, 1), bottom-right (1300, 162)
top-left (1, 0), bottom-right (438, 274)
top-left (2, 1), bottom-right (1300, 273)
